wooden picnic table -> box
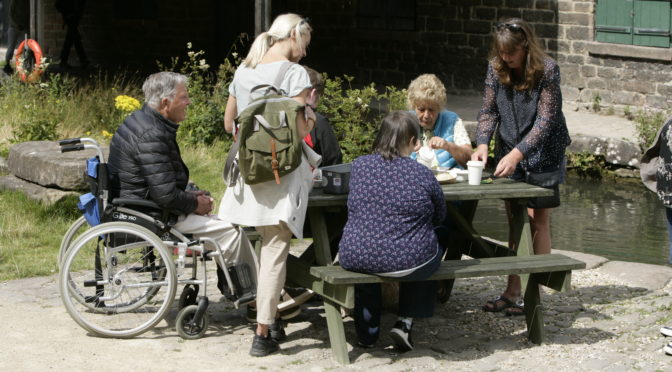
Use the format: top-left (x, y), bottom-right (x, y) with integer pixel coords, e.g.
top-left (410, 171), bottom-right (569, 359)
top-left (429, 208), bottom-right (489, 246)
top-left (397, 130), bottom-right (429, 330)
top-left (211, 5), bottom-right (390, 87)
top-left (285, 177), bottom-right (559, 363)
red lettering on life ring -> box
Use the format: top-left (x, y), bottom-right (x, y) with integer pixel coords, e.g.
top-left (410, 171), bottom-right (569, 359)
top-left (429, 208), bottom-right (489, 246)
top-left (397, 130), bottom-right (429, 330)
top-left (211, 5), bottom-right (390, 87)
top-left (14, 39), bottom-right (44, 83)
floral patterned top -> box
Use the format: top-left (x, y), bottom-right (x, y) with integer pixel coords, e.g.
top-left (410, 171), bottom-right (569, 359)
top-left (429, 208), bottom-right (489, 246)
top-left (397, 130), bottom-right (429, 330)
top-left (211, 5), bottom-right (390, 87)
top-left (476, 58), bottom-right (571, 173)
top-left (656, 118), bottom-right (672, 207)
top-left (338, 154), bottom-right (446, 273)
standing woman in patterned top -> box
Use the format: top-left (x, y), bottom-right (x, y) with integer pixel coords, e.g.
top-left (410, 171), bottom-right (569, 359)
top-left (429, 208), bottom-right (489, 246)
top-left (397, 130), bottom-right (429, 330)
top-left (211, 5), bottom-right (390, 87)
top-left (338, 111), bottom-right (448, 351)
top-left (472, 18), bottom-right (571, 315)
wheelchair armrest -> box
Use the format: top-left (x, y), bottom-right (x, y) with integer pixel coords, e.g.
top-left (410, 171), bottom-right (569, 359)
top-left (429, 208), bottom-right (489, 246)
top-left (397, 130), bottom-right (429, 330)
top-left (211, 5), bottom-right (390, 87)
top-left (111, 198), bottom-right (162, 210)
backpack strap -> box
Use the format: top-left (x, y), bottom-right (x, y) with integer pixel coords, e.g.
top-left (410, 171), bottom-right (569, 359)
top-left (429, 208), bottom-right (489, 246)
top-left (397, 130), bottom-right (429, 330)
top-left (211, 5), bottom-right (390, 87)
top-left (273, 61), bottom-right (294, 89)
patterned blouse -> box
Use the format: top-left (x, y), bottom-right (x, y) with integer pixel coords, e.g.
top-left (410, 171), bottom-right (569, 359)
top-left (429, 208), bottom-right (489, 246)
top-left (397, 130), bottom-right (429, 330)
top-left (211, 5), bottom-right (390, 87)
top-left (656, 118), bottom-right (672, 207)
top-left (338, 154), bottom-right (447, 273)
top-left (476, 58), bottom-right (571, 173)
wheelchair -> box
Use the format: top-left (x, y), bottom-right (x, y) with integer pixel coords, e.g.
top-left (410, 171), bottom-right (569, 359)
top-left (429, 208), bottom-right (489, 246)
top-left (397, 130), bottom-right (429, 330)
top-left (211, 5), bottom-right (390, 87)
top-left (57, 138), bottom-right (256, 339)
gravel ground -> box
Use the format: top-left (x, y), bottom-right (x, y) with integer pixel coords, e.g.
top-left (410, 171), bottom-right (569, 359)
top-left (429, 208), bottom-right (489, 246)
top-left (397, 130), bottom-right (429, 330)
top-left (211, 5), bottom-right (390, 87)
top-left (2, 249), bottom-right (672, 372)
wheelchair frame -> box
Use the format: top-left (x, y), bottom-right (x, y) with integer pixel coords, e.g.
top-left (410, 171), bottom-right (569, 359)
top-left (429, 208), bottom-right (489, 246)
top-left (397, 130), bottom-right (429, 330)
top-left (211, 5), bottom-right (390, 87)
top-left (58, 137), bottom-right (256, 339)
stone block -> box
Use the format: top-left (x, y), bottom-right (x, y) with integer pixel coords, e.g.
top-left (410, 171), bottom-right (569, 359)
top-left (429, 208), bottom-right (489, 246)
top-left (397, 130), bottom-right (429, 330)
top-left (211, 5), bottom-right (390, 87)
top-left (567, 135), bottom-right (641, 167)
top-left (8, 141), bottom-right (108, 191)
top-left (646, 95), bottom-right (672, 110)
top-left (559, 12), bottom-right (590, 26)
top-left (0, 157), bottom-right (8, 174)
top-left (0, 174), bottom-right (78, 205)
top-left (566, 25), bottom-right (591, 40)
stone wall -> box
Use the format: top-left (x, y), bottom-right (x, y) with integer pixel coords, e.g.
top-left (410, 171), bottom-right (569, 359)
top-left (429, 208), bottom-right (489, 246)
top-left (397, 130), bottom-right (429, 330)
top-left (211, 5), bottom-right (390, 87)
top-left (286, 0), bottom-right (671, 111)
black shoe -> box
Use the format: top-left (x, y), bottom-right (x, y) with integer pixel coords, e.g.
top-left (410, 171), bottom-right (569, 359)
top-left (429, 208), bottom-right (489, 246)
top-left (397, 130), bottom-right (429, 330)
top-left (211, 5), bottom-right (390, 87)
top-left (269, 320), bottom-right (287, 342)
top-left (3, 64), bottom-right (12, 75)
top-left (249, 333), bottom-right (279, 357)
top-left (389, 321), bottom-right (413, 351)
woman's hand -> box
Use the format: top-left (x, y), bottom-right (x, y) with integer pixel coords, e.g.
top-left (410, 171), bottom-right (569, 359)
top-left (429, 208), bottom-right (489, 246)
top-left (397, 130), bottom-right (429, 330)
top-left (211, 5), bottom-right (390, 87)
top-left (428, 136), bottom-right (447, 150)
top-left (472, 144), bottom-right (489, 164)
top-left (493, 148), bottom-right (524, 177)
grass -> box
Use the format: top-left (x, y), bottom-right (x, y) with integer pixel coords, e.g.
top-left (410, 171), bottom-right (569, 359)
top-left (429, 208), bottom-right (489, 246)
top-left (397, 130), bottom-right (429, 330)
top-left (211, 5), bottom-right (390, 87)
top-left (0, 141), bottom-right (229, 282)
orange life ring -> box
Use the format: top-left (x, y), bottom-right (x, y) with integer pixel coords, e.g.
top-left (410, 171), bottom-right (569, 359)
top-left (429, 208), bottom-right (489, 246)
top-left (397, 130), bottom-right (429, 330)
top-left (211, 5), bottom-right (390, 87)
top-left (14, 39), bottom-right (44, 83)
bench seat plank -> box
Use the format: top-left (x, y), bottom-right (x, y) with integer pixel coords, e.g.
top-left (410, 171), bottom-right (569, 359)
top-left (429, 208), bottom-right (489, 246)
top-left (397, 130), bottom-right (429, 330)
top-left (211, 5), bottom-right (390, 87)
top-left (311, 254), bottom-right (585, 285)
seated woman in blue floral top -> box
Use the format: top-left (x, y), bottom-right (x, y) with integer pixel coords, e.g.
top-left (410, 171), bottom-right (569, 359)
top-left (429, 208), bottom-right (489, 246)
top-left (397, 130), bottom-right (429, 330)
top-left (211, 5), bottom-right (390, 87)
top-left (338, 110), bottom-right (448, 351)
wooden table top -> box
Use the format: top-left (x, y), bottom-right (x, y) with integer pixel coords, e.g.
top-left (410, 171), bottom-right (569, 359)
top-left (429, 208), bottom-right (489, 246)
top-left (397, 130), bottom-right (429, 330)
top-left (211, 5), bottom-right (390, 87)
top-left (308, 178), bottom-right (554, 207)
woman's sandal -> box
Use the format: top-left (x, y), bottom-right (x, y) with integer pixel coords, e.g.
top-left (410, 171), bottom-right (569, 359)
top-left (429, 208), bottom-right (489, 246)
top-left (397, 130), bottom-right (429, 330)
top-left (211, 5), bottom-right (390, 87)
top-left (482, 295), bottom-right (515, 312)
top-left (504, 299), bottom-right (525, 316)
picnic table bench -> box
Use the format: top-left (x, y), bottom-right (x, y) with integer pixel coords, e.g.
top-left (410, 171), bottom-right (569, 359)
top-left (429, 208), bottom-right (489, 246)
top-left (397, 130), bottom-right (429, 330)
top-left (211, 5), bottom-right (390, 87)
top-left (285, 178), bottom-right (587, 364)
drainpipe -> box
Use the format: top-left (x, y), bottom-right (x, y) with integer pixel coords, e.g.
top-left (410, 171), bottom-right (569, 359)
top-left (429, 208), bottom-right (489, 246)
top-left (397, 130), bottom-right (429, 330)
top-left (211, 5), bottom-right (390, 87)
top-left (255, 0), bottom-right (271, 36)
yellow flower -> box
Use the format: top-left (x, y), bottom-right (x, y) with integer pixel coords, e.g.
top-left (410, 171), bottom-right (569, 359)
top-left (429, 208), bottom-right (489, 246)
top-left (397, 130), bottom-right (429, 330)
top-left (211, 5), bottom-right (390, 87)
top-left (114, 95), bottom-right (141, 113)
top-left (102, 130), bottom-right (113, 140)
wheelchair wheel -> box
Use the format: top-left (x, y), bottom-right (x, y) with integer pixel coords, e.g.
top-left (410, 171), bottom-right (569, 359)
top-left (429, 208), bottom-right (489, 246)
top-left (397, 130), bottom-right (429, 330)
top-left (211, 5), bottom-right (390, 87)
top-left (178, 284), bottom-right (199, 309)
top-left (176, 305), bottom-right (209, 340)
top-left (59, 221), bottom-right (176, 338)
top-left (58, 216), bottom-right (89, 268)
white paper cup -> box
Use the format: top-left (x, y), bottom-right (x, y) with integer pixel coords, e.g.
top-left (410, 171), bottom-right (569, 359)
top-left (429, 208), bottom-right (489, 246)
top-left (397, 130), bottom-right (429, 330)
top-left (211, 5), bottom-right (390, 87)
top-left (467, 160), bottom-right (484, 185)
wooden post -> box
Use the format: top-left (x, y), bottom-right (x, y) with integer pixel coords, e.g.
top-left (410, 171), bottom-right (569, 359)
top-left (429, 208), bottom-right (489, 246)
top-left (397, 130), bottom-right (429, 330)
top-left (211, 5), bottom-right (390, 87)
top-left (254, 0), bottom-right (272, 36)
top-left (29, 0), bottom-right (37, 40)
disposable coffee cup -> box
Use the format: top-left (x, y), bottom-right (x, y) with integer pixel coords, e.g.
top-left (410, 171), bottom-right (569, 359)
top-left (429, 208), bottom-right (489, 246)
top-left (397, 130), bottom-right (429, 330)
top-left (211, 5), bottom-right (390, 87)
top-left (467, 160), bottom-right (484, 186)
top-left (417, 147), bottom-right (435, 169)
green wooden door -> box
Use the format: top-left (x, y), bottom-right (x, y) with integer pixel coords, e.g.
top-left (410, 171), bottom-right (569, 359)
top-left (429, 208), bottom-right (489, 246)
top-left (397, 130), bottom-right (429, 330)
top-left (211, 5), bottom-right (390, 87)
top-left (633, 0), bottom-right (671, 47)
top-left (596, 0), bottom-right (634, 44)
top-left (596, 0), bottom-right (671, 47)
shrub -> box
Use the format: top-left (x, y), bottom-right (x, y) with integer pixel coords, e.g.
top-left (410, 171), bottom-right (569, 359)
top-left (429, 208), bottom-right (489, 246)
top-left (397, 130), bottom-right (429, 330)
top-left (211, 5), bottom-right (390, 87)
top-left (566, 151), bottom-right (605, 179)
top-left (318, 75), bottom-right (407, 162)
top-left (635, 109), bottom-right (667, 152)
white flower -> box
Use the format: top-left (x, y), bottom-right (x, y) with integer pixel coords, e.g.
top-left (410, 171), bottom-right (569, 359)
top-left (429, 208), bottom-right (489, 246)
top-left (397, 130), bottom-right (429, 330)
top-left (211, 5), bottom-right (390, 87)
top-left (39, 83), bottom-right (48, 88)
top-left (232, 52), bottom-right (238, 58)
top-left (187, 42), bottom-right (192, 49)
top-left (188, 51), bottom-right (195, 58)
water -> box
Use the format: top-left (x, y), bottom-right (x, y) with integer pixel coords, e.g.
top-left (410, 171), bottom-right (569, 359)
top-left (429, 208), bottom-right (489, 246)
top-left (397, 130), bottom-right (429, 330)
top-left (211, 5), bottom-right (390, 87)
top-left (472, 175), bottom-right (671, 265)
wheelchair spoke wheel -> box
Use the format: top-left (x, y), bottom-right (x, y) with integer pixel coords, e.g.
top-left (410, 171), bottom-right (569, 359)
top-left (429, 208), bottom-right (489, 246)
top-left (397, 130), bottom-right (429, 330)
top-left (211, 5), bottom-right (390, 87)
top-left (58, 216), bottom-right (89, 268)
top-left (176, 305), bottom-right (209, 340)
top-left (178, 284), bottom-right (199, 309)
top-left (59, 222), bottom-right (176, 338)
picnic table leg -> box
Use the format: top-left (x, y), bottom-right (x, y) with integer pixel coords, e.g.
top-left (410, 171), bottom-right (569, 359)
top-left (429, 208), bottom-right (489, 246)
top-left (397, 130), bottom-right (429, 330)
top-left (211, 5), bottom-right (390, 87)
top-left (524, 273), bottom-right (545, 344)
top-left (508, 199), bottom-right (533, 293)
top-left (308, 206), bottom-right (334, 266)
top-left (323, 297), bottom-right (350, 364)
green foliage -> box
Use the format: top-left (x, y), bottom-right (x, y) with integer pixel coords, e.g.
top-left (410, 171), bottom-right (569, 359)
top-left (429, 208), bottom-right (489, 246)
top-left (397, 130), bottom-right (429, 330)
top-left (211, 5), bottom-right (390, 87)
top-left (566, 151), bottom-right (605, 179)
top-left (317, 75), bottom-right (407, 163)
top-left (592, 93), bottom-right (601, 112)
top-left (634, 109), bottom-right (666, 151)
top-left (158, 37), bottom-right (245, 146)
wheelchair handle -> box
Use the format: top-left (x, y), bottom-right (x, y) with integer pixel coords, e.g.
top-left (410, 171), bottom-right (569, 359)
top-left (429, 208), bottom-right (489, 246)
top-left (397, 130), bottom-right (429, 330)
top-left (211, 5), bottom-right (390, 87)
top-left (61, 144), bottom-right (85, 153)
top-left (59, 138), bottom-right (81, 146)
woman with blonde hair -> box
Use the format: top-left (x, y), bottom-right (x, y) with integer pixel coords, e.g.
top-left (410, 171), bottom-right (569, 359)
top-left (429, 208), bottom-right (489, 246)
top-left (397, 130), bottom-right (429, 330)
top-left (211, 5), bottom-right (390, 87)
top-left (407, 74), bottom-right (472, 168)
top-left (219, 13), bottom-right (317, 356)
top-left (472, 18), bottom-right (570, 315)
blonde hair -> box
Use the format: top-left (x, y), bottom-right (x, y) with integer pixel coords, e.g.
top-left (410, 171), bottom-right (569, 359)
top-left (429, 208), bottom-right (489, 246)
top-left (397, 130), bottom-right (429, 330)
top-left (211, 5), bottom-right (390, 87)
top-left (488, 18), bottom-right (547, 91)
top-left (243, 13), bottom-right (312, 68)
top-left (406, 74), bottom-right (447, 110)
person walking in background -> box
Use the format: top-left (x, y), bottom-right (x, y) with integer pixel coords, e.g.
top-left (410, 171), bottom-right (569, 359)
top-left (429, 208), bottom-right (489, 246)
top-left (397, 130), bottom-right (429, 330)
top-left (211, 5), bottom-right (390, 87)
top-left (338, 111), bottom-right (448, 351)
top-left (3, 0), bottom-right (29, 75)
top-left (640, 116), bottom-right (672, 355)
top-left (303, 65), bottom-right (342, 166)
top-left (472, 18), bottom-right (571, 316)
top-left (55, 0), bottom-right (89, 69)
top-left (218, 13), bottom-right (316, 357)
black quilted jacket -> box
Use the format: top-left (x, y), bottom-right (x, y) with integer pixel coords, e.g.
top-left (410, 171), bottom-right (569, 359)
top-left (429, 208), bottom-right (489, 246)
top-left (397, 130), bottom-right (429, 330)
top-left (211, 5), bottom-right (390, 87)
top-left (107, 104), bottom-right (197, 215)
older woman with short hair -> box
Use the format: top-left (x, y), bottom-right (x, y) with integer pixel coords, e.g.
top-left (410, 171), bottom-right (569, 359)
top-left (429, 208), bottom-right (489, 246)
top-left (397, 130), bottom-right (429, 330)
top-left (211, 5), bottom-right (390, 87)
top-left (408, 74), bottom-right (473, 168)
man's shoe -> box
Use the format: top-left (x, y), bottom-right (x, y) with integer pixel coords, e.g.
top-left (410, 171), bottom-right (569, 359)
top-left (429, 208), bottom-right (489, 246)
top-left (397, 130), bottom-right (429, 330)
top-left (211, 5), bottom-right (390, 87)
top-left (664, 341), bottom-right (672, 356)
top-left (389, 321), bottom-right (414, 352)
top-left (249, 333), bottom-right (279, 357)
top-left (661, 326), bottom-right (672, 337)
top-left (269, 320), bottom-right (287, 342)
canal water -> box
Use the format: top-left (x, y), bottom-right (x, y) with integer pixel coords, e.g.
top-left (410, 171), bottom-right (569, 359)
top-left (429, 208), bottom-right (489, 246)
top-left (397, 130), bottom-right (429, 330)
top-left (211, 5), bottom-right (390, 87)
top-left (472, 175), bottom-right (671, 265)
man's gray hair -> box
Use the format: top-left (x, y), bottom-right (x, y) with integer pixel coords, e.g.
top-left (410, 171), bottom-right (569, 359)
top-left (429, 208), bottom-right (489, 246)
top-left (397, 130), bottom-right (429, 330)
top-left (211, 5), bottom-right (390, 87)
top-left (142, 72), bottom-right (188, 109)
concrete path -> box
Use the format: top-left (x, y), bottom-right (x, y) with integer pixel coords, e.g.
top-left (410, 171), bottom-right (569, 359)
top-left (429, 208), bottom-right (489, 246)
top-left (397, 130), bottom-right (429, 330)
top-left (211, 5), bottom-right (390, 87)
top-left (448, 93), bottom-right (639, 142)
top-left (2, 249), bottom-right (672, 371)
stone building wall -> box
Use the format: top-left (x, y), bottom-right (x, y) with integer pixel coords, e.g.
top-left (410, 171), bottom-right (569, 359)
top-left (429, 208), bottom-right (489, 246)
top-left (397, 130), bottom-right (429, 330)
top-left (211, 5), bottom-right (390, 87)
top-left (287, 0), bottom-right (671, 111)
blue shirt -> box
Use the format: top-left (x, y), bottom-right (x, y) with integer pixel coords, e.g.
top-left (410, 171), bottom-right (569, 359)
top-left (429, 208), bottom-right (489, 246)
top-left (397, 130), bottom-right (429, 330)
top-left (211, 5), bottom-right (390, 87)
top-left (338, 154), bottom-right (447, 273)
top-left (410, 110), bottom-right (461, 169)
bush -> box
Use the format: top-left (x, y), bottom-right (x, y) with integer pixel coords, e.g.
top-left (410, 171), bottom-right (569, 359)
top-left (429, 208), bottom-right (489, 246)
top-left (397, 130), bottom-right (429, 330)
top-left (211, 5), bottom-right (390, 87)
top-left (318, 75), bottom-right (407, 163)
top-left (635, 109), bottom-right (667, 151)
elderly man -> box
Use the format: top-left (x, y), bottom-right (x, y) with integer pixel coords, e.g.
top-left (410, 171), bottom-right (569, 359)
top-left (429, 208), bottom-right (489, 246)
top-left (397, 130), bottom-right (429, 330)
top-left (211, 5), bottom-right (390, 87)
top-left (107, 71), bottom-right (257, 298)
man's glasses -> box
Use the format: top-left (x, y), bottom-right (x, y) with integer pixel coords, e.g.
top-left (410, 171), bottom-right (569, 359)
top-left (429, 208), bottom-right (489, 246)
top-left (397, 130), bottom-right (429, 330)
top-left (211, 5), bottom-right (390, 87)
top-left (495, 22), bottom-right (523, 34)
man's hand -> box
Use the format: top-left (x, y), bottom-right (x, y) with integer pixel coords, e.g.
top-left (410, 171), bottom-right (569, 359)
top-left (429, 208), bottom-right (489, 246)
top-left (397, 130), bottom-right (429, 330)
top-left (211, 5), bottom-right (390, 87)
top-left (493, 148), bottom-right (524, 178)
top-left (194, 193), bottom-right (214, 215)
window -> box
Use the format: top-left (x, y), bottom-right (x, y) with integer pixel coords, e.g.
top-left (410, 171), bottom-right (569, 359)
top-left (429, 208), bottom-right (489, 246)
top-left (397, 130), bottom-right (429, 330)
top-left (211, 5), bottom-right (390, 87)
top-left (595, 0), bottom-right (671, 47)
top-left (357, 0), bottom-right (415, 31)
